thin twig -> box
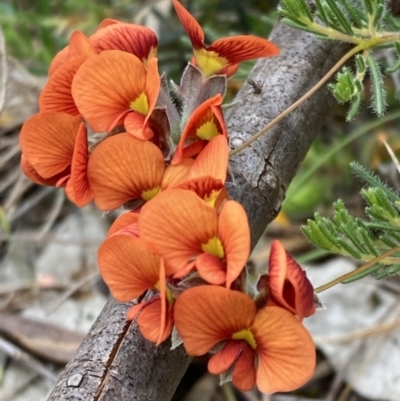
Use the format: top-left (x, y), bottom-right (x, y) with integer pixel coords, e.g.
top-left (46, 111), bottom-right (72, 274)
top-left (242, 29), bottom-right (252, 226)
top-left (229, 44), bottom-right (363, 157)
top-left (0, 336), bottom-right (57, 382)
top-left (46, 270), bottom-right (99, 315)
top-left (314, 317), bottom-right (400, 344)
top-left (8, 186), bottom-right (53, 223)
top-left (38, 190), bottom-right (65, 239)
top-left (315, 244), bottom-right (400, 293)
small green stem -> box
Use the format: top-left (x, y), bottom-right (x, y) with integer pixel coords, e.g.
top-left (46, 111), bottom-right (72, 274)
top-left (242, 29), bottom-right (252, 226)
top-left (230, 44), bottom-right (364, 157)
top-left (308, 22), bottom-right (360, 44)
top-left (315, 245), bottom-right (400, 293)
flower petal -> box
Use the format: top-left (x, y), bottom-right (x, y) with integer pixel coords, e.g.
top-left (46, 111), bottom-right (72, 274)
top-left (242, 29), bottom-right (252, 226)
top-left (68, 122), bottom-right (93, 207)
top-left (144, 57), bottom-right (161, 123)
top-left (209, 36), bottom-right (279, 65)
top-left (172, 0), bottom-right (205, 50)
top-left (19, 112), bottom-right (80, 178)
top-left (139, 189), bottom-right (217, 275)
top-left (208, 340), bottom-right (241, 374)
top-left (98, 235), bottom-right (161, 302)
top-left (196, 252), bottom-right (226, 285)
top-left (48, 46), bottom-right (70, 76)
top-left (39, 56), bottom-right (87, 117)
top-left (232, 343), bottom-right (257, 391)
top-left (137, 297), bottom-right (174, 344)
top-left (172, 94), bottom-right (226, 165)
top-left (171, 176), bottom-right (224, 205)
top-left (68, 31), bottom-right (97, 58)
top-left (218, 201), bottom-right (251, 288)
top-left (72, 50), bottom-right (153, 132)
top-left (268, 240), bottom-right (316, 320)
top-left (188, 135), bottom-right (228, 182)
top-left (108, 212), bottom-right (140, 237)
top-left (124, 112), bottom-right (151, 139)
top-left (252, 306), bottom-right (316, 394)
top-left (88, 133), bottom-right (164, 210)
top-left (89, 22), bottom-right (158, 61)
top-left (161, 158), bottom-right (193, 189)
top-left (174, 286), bottom-right (256, 355)
top-left (20, 154), bottom-right (67, 186)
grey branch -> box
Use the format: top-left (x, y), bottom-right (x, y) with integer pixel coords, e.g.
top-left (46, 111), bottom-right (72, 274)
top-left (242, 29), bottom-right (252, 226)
top-left (47, 21), bottom-right (349, 401)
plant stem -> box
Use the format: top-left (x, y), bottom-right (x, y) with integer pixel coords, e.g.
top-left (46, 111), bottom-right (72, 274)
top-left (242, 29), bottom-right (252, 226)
top-left (315, 245), bottom-right (400, 293)
top-left (230, 44), bottom-right (364, 157)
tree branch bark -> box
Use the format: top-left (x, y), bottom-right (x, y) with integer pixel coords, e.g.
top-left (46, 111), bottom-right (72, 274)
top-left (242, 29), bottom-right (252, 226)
top-left (47, 20), bottom-right (349, 401)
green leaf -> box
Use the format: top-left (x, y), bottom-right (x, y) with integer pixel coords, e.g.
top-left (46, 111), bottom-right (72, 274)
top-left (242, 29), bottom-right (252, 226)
top-left (325, 0), bottom-right (354, 35)
top-left (378, 235), bottom-right (397, 248)
top-left (351, 162), bottom-right (400, 203)
top-left (281, 18), bottom-right (328, 36)
top-left (279, 0), bottom-right (303, 19)
top-left (367, 55), bottom-right (386, 116)
top-left (338, 0), bottom-right (368, 26)
top-left (387, 57), bottom-right (400, 74)
top-left (296, 0), bottom-right (314, 23)
top-left (355, 54), bottom-right (366, 73)
top-left (302, 220), bottom-right (336, 251)
top-left (363, 0), bottom-right (373, 15)
top-left (347, 92), bottom-right (362, 120)
top-left (373, 3), bottom-right (384, 28)
top-left (315, 0), bottom-right (330, 26)
top-left (336, 238), bottom-right (362, 259)
top-left (358, 227), bottom-right (379, 256)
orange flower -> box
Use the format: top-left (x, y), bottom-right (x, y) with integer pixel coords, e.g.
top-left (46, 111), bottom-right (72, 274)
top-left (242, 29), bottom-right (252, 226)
top-left (172, 0), bottom-right (279, 77)
top-left (87, 133), bottom-right (169, 210)
top-left (267, 240), bottom-right (316, 320)
top-left (72, 50), bottom-right (160, 139)
top-left (172, 94), bottom-right (227, 165)
top-left (98, 235), bottom-right (174, 344)
top-left (90, 21), bottom-right (158, 61)
top-left (49, 21), bottom-right (157, 76)
top-left (19, 112), bottom-right (92, 206)
top-left (108, 212), bottom-right (140, 237)
top-left (138, 189), bottom-right (250, 287)
top-left (173, 135), bottom-right (229, 206)
top-left (87, 133), bottom-right (228, 211)
top-left (39, 32), bottom-right (97, 117)
top-left (174, 286), bottom-right (316, 393)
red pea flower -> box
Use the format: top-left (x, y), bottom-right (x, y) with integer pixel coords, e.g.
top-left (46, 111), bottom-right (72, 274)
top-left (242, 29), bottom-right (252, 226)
top-left (139, 189), bottom-right (250, 287)
top-left (19, 112), bottom-right (92, 207)
top-left (267, 240), bottom-right (316, 320)
top-left (72, 50), bottom-right (160, 140)
top-left (172, 0), bottom-right (280, 77)
top-left (98, 235), bottom-right (174, 344)
top-left (174, 286), bottom-right (316, 393)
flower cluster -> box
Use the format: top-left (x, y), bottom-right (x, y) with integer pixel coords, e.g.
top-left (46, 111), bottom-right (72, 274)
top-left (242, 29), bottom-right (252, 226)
top-left (19, 0), bottom-right (317, 394)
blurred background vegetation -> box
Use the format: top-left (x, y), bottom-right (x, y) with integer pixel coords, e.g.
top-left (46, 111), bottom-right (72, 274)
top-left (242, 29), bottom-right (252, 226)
top-left (0, 0), bottom-right (277, 77)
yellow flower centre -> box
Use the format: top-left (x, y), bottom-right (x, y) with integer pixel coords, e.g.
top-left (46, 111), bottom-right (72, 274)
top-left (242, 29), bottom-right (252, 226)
top-left (194, 48), bottom-right (228, 77)
top-left (141, 186), bottom-right (161, 201)
top-left (129, 92), bottom-right (149, 115)
top-left (204, 189), bottom-right (221, 207)
top-left (154, 280), bottom-right (174, 305)
top-left (196, 119), bottom-right (219, 141)
top-left (232, 328), bottom-right (257, 349)
top-left (201, 236), bottom-right (225, 259)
